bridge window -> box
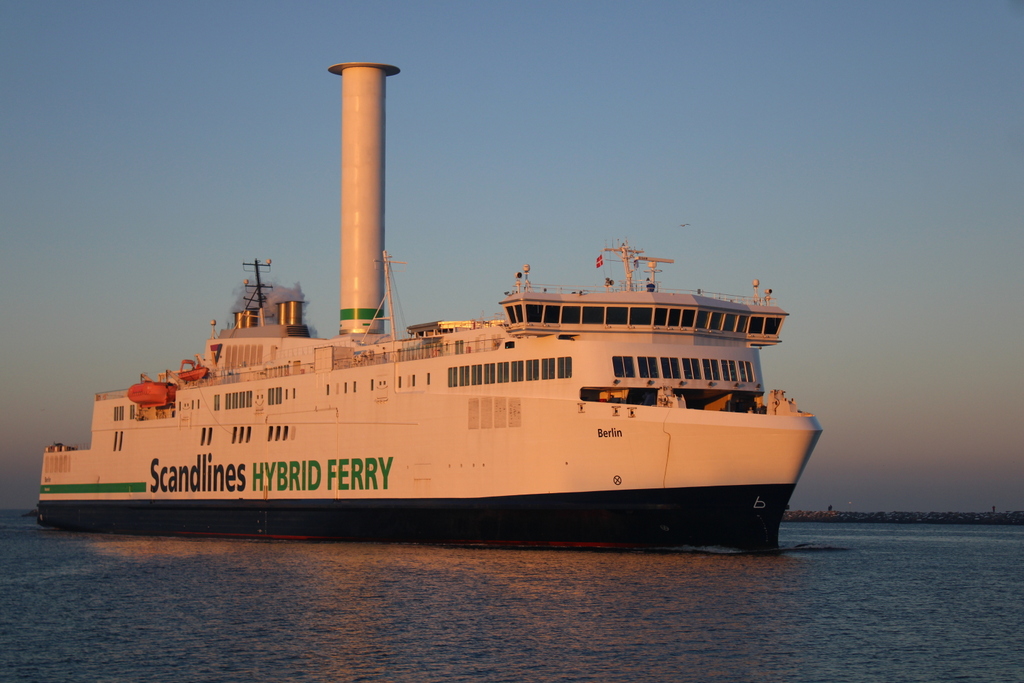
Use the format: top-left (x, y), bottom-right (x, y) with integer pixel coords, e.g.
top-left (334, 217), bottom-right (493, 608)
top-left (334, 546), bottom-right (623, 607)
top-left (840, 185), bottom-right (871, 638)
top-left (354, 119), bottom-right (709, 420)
top-left (544, 306), bottom-right (560, 324)
top-left (606, 307), bottom-right (628, 325)
top-left (630, 307), bottom-right (653, 326)
top-left (583, 306), bottom-right (605, 324)
top-left (561, 306), bottom-right (581, 324)
top-left (748, 316), bottom-right (782, 335)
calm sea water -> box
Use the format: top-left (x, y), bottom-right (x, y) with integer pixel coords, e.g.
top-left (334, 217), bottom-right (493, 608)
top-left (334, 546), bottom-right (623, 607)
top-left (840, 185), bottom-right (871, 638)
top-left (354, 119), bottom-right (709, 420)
top-left (1, 510), bottom-right (1022, 683)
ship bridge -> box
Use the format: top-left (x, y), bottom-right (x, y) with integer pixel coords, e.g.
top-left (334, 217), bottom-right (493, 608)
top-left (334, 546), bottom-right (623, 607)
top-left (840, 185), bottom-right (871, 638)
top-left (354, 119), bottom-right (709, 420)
top-left (500, 289), bottom-right (787, 347)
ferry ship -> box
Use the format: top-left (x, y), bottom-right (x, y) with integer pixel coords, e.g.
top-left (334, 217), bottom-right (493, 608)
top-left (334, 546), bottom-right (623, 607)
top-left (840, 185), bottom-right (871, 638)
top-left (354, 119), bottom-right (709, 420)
top-left (37, 63), bottom-right (821, 549)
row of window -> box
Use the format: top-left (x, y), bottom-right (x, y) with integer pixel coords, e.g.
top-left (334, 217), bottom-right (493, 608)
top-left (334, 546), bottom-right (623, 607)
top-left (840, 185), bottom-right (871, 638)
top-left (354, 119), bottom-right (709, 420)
top-left (448, 357), bottom-right (573, 388)
top-left (268, 425), bottom-right (294, 441)
top-left (215, 390), bottom-right (253, 411)
top-left (397, 373), bottom-right (429, 388)
top-left (218, 425), bottom-right (294, 444)
top-left (113, 405), bottom-right (138, 421)
top-left (612, 356), bottom-right (757, 383)
top-left (506, 303), bottom-right (782, 335)
top-left (325, 373), bottom-right (432, 396)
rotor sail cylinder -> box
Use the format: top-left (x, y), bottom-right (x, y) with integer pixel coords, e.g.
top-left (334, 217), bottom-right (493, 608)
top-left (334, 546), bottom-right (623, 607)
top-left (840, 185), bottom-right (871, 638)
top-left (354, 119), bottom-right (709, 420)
top-left (277, 301), bottom-right (304, 326)
top-left (328, 62), bottom-right (400, 334)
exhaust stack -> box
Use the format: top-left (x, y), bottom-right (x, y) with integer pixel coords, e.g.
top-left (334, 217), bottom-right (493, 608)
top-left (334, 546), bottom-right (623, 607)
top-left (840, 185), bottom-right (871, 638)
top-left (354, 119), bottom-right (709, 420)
top-left (328, 62), bottom-right (400, 335)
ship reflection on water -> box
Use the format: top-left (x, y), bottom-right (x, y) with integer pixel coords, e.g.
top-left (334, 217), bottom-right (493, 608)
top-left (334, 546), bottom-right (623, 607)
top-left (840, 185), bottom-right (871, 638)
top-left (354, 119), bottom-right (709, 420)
top-left (36, 529), bottom-right (813, 681)
top-left (11, 518), bottom-right (1023, 682)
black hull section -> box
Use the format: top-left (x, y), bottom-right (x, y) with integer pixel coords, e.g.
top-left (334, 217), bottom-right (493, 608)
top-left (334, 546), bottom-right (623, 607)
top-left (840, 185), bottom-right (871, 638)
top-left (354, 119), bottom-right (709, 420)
top-left (38, 484), bottom-right (795, 550)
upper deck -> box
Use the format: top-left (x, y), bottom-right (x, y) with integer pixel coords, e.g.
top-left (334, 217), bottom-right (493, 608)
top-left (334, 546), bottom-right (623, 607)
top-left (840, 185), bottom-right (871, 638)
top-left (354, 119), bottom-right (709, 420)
top-left (497, 240), bottom-right (786, 346)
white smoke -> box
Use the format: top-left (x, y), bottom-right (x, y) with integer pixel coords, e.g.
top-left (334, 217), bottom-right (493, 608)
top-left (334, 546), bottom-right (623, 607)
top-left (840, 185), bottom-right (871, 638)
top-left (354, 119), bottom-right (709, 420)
top-left (229, 280), bottom-right (305, 314)
top-left (264, 282), bottom-right (306, 312)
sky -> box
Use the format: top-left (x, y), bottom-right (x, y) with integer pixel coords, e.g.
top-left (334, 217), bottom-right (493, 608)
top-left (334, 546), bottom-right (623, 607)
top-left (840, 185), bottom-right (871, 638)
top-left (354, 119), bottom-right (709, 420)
top-left (1, 0), bottom-right (1022, 512)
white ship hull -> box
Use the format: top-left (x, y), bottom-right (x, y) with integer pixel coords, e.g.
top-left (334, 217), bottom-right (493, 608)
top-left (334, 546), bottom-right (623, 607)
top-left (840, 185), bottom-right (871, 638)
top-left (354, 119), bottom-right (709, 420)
top-left (39, 331), bottom-right (821, 548)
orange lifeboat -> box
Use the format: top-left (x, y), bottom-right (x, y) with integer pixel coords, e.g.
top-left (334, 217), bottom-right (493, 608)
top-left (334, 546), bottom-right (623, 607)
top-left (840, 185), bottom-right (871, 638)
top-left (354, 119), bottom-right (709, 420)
top-left (178, 359), bottom-right (209, 382)
top-left (127, 381), bottom-right (176, 407)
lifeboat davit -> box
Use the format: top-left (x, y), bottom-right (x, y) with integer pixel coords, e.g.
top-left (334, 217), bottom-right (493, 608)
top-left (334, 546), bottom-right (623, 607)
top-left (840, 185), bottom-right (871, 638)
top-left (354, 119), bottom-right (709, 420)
top-left (178, 359), bottom-right (209, 382)
top-left (127, 381), bottom-right (176, 407)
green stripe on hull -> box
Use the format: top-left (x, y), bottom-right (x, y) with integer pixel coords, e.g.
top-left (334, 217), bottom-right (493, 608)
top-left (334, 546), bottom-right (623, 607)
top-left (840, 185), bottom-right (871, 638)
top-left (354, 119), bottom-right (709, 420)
top-left (40, 482), bottom-right (148, 494)
top-left (340, 308), bottom-right (383, 321)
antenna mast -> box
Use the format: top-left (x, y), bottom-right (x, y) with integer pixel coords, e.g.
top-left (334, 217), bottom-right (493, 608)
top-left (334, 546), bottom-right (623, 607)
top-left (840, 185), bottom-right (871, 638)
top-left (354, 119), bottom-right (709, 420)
top-left (373, 250), bottom-right (407, 340)
top-left (602, 240), bottom-right (674, 291)
top-left (242, 259), bottom-right (273, 325)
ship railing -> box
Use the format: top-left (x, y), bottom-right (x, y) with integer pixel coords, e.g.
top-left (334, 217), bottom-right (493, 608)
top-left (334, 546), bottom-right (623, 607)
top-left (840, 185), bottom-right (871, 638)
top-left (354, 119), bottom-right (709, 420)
top-left (516, 282), bottom-right (773, 306)
top-left (394, 336), bottom-right (506, 363)
top-left (162, 335), bottom-right (510, 387)
top-left (203, 362), bottom-right (314, 387)
top-left (321, 336), bottom-right (507, 370)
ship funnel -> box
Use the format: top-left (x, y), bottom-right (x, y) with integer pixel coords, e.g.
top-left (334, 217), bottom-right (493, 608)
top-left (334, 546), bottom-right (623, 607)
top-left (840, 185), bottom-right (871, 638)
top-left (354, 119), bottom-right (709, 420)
top-left (233, 310), bottom-right (258, 329)
top-left (328, 62), bottom-right (400, 335)
top-left (277, 300), bottom-right (304, 326)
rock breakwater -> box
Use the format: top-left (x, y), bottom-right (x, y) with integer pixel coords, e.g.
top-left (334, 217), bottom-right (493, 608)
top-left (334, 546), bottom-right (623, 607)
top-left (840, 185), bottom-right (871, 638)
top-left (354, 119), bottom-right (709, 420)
top-left (783, 510), bottom-right (1024, 525)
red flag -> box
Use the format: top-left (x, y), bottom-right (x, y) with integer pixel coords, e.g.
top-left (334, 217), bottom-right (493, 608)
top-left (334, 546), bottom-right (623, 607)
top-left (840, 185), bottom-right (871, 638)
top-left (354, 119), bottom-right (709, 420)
top-left (596, 255), bottom-right (604, 268)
